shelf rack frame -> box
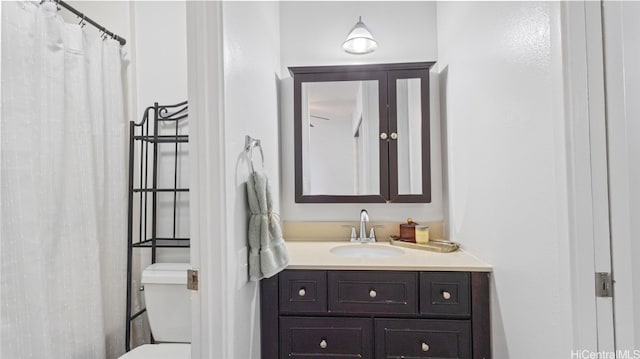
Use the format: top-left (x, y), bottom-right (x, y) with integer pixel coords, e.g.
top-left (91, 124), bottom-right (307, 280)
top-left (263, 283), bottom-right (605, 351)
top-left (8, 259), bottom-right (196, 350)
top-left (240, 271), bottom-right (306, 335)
top-left (125, 101), bottom-right (189, 352)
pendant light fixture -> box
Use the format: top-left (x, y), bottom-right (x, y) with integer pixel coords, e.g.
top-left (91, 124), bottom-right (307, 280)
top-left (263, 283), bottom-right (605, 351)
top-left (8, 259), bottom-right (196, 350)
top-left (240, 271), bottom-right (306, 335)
top-left (342, 16), bottom-right (378, 55)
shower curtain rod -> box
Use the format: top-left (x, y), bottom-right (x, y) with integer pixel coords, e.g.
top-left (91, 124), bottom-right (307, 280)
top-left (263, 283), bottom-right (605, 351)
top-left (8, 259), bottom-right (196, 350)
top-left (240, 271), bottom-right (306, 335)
top-left (44, 0), bottom-right (126, 46)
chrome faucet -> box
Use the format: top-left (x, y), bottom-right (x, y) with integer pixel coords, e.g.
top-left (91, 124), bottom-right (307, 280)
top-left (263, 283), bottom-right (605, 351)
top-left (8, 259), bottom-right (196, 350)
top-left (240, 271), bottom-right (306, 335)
top-left (350, 209), bottom-right (376, 243)
top-left (359, 209), bottom-right (369, 241)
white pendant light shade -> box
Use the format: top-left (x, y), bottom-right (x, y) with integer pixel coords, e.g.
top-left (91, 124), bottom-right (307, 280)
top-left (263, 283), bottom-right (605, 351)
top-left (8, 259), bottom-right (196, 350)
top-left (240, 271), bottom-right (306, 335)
top-left (342, 16), bottom-right (378, 55)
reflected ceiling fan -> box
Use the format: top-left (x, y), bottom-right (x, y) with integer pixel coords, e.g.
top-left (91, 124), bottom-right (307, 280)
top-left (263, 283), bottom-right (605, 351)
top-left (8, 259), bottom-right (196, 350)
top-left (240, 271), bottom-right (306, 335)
top-left (309, 114), bottom-right (331, 128)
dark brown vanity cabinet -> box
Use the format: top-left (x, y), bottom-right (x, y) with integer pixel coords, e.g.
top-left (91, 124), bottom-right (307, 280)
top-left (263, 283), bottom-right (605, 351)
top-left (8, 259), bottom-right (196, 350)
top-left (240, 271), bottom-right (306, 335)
top-left (261, 270), bottom-right (491, 359)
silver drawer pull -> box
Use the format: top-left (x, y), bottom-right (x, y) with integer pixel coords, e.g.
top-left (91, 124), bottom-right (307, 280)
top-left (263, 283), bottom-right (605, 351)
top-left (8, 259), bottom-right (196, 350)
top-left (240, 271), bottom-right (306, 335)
top-left (442, 291), bottom-right (451, 300)
top-left (380, 132), bottom-right (388, 140)
top-left (369, 289), bottom-right (377, 298)
top-left (390, 132), bottom-right (398, 140)
top-left (319, 339), bottom-right (327, 349)
top-left (298, 288), bottom-right (306, 297)
top-left (421, 342), bottom-right (430, 352)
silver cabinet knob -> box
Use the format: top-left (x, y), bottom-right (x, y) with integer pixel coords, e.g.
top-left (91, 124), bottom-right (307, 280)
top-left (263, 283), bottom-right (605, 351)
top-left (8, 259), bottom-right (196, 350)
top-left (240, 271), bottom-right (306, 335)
top-left (442, 291), bottom-right (451, 300)
top-left (298, 288), bottom-right (306, 297)
top-left (421, 342), bottom-right (430, 352)
top-left (380, 132), bottom-right (388, 140)
top-left (319, 339), bottom-right (327, 349)
top-left (369, 289), bottom-right (377, 298)
top-left (390, 132), bottom-right (398, 140)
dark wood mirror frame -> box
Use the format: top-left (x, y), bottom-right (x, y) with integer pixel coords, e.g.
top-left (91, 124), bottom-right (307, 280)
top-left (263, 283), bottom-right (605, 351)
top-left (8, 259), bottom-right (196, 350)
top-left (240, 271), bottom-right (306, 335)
top-left (291, 62), bottom-right (435, 203)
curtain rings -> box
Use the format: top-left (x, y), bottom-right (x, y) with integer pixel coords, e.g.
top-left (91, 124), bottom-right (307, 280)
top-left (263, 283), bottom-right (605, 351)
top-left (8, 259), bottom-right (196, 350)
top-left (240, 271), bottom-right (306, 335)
top-left (78, 15), bottom-right (86, 28)
top-left (37, 0), bottom-right (60, 12)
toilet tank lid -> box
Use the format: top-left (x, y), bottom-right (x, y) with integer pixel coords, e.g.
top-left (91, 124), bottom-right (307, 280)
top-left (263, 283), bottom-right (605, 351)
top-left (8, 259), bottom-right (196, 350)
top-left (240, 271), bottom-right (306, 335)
top-left (142, 263), bottom-right (191, 285)
top-left (119, 344), bottom-right (190, 359)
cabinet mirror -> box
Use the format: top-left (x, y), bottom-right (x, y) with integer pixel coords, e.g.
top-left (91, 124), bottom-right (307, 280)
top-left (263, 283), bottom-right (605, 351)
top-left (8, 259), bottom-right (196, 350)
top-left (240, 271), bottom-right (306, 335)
top-left (291, 62), bottom-right (434, 203)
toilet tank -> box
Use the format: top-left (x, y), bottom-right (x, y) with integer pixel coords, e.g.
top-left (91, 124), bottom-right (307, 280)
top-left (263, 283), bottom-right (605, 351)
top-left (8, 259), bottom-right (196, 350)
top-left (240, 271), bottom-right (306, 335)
top-left (142, 263), bottom-right (191, 343)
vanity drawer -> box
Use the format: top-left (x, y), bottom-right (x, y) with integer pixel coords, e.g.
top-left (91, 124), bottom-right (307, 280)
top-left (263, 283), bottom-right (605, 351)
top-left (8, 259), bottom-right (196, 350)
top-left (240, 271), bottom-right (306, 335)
top-left (420, 272), bottom-right (470, 317)
top-left (280, 317), bottom-right (373, 359)
top-left (328, 271), bottom-right (418, 315)
top-left (279, 270), bottom-right (327, 313)
top-left (375, 318), bottom-right (471, 359)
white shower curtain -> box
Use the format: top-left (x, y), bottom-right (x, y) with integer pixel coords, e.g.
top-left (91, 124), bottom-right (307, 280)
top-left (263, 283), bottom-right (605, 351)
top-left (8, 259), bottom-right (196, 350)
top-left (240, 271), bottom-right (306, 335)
top-left (1, 2), bottom-right (128, 358)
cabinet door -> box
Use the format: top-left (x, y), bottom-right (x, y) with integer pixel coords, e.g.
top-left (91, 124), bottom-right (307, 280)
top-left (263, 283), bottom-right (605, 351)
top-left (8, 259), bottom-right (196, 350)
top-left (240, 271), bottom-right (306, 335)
top-left (420, 272), bottom-right (471, 317)
top-left (293, 69), bottom-right (389, 203)
top-left (280, 317), bottom-right (373, 359)
top-left (279, 270), bottom-right (327, 313)
top-left (375, 319), bottom-right (471, 359)
top-left (388, 68), bottom-right (431, 203)
top-left (328, 271), bottom-right (418, 315)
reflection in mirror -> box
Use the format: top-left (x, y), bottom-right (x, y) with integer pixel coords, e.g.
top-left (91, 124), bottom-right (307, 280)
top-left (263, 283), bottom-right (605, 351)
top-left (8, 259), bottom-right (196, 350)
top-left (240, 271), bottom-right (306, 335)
top-left (396, 78), bottom-right (423, 195)
top-left (301, 80), bottom-right (380, 195)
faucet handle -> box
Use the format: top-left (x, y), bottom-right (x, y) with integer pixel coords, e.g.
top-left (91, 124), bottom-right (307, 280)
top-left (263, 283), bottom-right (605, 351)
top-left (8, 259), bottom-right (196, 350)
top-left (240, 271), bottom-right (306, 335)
top-left (370, 224), bottom-right (384, 241)
top-left (341, 225), bottom-right (359, 242)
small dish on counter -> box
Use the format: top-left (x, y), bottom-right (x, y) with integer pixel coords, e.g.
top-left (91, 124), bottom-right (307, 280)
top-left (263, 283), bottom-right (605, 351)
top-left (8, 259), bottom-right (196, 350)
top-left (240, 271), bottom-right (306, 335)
top-left (389, 235), bottom-right (460, 253)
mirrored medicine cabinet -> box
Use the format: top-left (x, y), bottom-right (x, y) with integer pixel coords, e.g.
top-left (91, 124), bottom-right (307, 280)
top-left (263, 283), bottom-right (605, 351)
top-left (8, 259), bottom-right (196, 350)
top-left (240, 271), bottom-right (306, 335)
top-left (291, 62), bottom-right (435, 203)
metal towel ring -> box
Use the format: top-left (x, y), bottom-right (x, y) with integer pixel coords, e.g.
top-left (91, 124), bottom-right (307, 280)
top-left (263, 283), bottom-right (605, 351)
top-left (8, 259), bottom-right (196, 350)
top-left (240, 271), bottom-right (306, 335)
top-left (245, 135), bottom-right (264, 173)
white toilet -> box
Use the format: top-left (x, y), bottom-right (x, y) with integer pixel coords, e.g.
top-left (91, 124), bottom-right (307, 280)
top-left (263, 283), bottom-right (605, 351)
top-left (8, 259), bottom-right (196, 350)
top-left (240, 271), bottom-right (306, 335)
top-left (119, 263), bottom-right (191, 359)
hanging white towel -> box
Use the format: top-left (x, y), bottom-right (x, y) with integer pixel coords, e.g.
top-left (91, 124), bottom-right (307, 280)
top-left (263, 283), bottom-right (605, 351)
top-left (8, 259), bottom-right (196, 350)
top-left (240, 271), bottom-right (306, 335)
top-left (247, 169), bottom-right (289, 280)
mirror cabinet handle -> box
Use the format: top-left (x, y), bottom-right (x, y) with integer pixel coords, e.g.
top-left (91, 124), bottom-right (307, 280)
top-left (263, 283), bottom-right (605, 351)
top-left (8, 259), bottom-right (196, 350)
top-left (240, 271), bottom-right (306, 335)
top-left (380, 132), bottom-right (388, 140)
top-left (390, 132), bottom-right (398, 140)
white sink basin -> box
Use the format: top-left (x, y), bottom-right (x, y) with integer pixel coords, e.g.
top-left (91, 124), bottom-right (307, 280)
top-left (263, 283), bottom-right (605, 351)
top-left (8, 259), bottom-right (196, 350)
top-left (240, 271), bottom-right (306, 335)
top-left (330, 244), bottom-right (405, 259)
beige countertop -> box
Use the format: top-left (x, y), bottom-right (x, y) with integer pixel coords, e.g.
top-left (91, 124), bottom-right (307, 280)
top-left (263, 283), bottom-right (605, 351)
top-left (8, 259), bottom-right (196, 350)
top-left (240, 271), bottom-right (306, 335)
top-left (284, 240), bottom-right (492, 272)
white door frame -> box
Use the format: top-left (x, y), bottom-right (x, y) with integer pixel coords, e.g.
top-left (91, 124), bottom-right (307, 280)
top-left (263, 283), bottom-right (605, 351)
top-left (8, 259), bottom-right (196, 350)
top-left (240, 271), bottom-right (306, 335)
top-left (601, 0), bottom-right (640, 349)
top-left (562, 0), bottom-right (615, 351)
top-left (186, 2), bottom-right (228, 358)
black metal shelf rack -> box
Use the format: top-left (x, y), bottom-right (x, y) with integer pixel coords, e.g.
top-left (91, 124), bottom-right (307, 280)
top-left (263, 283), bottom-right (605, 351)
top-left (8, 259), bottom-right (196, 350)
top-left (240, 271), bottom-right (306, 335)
top-left (125, 101), bottom-right (189, 352)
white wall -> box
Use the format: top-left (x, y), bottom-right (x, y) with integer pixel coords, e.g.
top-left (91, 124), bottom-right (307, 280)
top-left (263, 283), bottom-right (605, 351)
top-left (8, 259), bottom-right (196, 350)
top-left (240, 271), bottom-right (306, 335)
top-left (280, 1), bottom-right (442, 222)
top-left (131, 1), bottom-right (189, 264)
top-left (132, 1), bottom-right (188, 109)
top-left (437, 2), bottom-right (574, 357)
top-left (220, 2), bottom-right (281, 359)
top-left (279, 1), bottom-right (437, 74)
